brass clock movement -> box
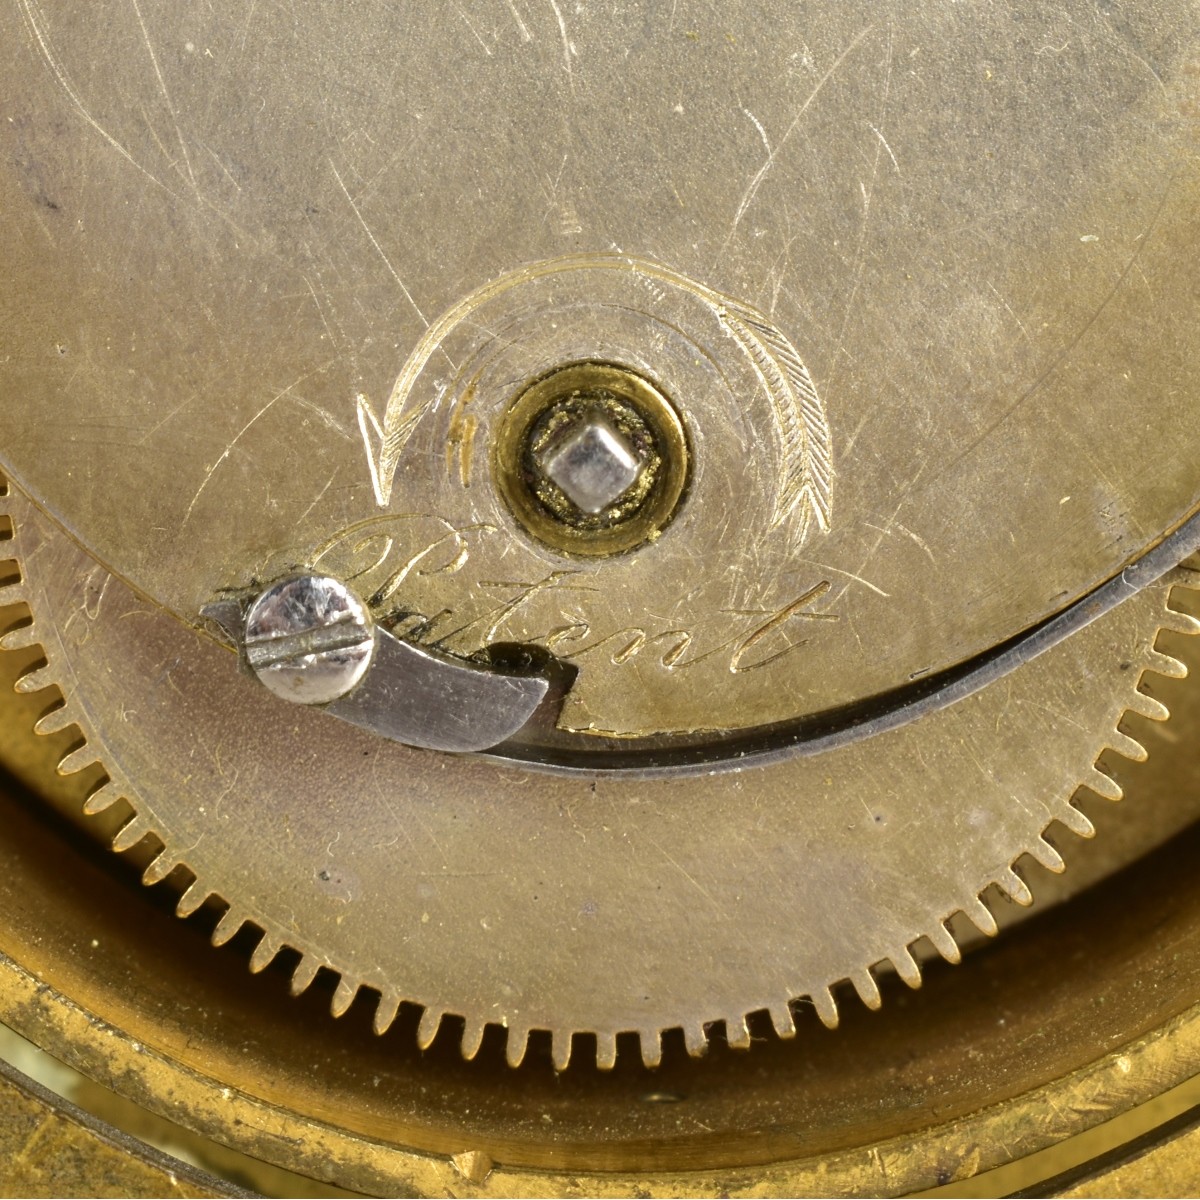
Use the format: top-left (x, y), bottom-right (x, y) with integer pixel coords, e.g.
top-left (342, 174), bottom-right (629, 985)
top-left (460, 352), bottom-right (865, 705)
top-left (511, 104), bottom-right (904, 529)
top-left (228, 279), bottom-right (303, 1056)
top-left (2, 2), bottom-right (1200, 1194)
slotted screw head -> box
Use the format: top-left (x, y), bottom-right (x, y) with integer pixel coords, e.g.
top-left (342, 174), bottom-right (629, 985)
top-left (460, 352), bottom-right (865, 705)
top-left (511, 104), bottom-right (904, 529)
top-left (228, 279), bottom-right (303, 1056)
top-left (243, 574), bottom-right (375, 705)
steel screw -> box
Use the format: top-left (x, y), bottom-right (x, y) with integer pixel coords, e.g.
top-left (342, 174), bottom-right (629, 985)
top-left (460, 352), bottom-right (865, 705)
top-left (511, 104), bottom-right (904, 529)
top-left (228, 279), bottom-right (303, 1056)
top-left (243, 574), bottom-right (375, 705)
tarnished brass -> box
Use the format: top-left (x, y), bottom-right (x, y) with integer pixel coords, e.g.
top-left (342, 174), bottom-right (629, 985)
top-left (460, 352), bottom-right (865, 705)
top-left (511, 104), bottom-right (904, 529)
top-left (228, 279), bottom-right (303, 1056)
top-left (3, 1), bottom-right (1200, 1195)
top-left (4, 473), bottom-right (1200, 1071)
top-left (4, 643), bottom-right (1200, 1195)
top-left (0, 1053), bottom-right (223, 1199)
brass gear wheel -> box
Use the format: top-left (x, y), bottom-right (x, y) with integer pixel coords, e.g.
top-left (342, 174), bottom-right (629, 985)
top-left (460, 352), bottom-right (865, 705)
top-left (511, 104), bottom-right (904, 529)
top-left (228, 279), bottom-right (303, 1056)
top-left (3, 476), bottom-right (1198, 1070)
top-left (5, 3), bottom-right (1200, 1194)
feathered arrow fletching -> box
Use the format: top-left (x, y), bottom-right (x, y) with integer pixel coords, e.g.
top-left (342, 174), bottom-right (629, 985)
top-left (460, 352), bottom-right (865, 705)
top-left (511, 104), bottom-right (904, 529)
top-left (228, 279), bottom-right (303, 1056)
top-left (357, 253), bottom-right (833, 546)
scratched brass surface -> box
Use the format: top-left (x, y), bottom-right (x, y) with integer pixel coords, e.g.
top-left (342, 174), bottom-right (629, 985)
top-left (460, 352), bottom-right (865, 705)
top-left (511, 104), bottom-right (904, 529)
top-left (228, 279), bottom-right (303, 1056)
top-left (0, 1052), bottom-right (225, 1199)
top-left (3, 4), bottom-right (1200, 737)
top-left (4, 476), bottom-right (1199, 1070)
top-left (3, 3), bottom-right (1200, 1196)
top-left (2, 696), bottom-right (1200, 1196)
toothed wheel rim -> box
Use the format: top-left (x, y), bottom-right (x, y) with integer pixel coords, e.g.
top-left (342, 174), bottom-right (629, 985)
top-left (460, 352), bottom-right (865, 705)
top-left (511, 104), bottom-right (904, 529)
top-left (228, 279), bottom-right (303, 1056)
top-left (2, 478), bottom-right (1198, 1070)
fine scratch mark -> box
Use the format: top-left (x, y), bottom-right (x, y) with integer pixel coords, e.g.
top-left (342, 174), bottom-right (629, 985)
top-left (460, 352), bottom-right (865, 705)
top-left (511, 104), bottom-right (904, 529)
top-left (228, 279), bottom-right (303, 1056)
top-left (1117, 43), bottom-right (1165, 91)
top-left (891, 521), bottom-right (934, 564)
top-left (1020, 697), bottom-right (1089, 736)
top-left (830, 464), bottom-right (925, 610)
top-left (724, 23), bottom-right (876, 249)
top-left (792, 558), bottom-right (890, 598)
top-left (182, 359), bottom-right (340, 525)
top-left (130, 0), bottom-right (197, 186)
top-left (547, 0), bottom-right (576, 92)
top-left (304, 275), bottom-right (338, 346)
top-left (22, 197), bottom-right (58, 248)
top-left (867, 122), bottom-right (900, 175)
top-left (827, 22), bottom-right (894, 394)
top-left (8, 1112), bottom-right (56, 1172)
top-left (17, 0), bottom-right (173, 197)
top-left (331, 161), bottom-right (430, 329)
top-left (237, 0), bottom-right (261, 56)
top-left (743, 107), bottom-right (772, 157)
top-left (987, 281), bottom-right (1034, 348)
top-left (1085, 7), bottom-right (1167, 92)
top-left (865, 521), bottom-right (935, 564)
top-left (455, 5), bottom-right (493, 56)
top-left (503, 0), bottom-right (532, 42)
top-left (295, 474), bottom-right (337, 527)
top-left (933, 178), bottom-right (1177, 484)
top-left (136, 392), bottom-right (198, 445)
top-left (200, 140), bottom-right (243, 192)
top-left (647, 837), bottom-right (718, 907)
top-left (291, 393), bottom-right (351, 437)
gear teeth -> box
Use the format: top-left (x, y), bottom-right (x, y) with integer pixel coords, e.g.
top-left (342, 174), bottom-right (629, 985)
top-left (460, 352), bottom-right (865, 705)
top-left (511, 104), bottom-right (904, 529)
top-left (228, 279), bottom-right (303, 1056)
top-left (7, 475), bottom-right (1196, 1071)
top-left (1128, 691), bottom-right (1171, 722)
top-left (331, 977), bottom-right (358, 1018)
top-left (1149, 649), bottom-right (1189, 680)
top-left (111, 816), bottom-right (151, 853)
top-left (996, 868), bottom-right (1034, 907)
top-left (595, 1031), bottom-right (618, 1070)
top-left (1159, 607), bottom-right (1200, 636)
top-left (0, 578), bottom-right (28, 607)
top-left (290, 954), bottom-right (321, 997)
top-left (142, 852), bottom-right (176, 886)
top-left (1027, 837), bottom-right (1067, 873)
top-left (15, 664), bottom-right (55, 694)
top-left (890, 947), bottom-right (922, 990)
top-left (810, 986), bottom-right (840, 1028)
top-left (1084, 766), bottom-right (1124, 802)
top-left (962, 896), bottom-right (999, 938)
top-left (1108, 731), bottom-right (1148, 764)
top-left (850, 970), bottom-right (882, 1011)
top-left (927, 923), bottom-right (963, 964)
top-left (34, 703), bottom-right (78, 735)
top-left (249, 938), bottom-right (281, 974)
top-left (460, 1020), bottom-right (487, 1062)
top-left (639, 1028), bottom-right (664, 1068)
top-left (56, 745), bottom-right (98, 776)
top-left (176, 880), bottom-right (209, 918)
top-left (768, 1003), bottom-right (796, 1039)
top-left (551, 1030), bottom-right (573, 1072)
top-left (682, 1023), bottom-right (709, 1057)
top-left (211, 909), bottom-right (245, 947)
top-left (373, 992), bottom-right (401, 1036)
top-left (0, 621), bottom-right (39, 652)
top-left (416, 1007), bottom-right (443, 1050)
top-left (505, 1028), bottom-right (530, 1069)
top-left (724, 1013), bottom-right (752, 1051)
top-left (82, 781), bottom-right (123, 816)
top-left (1057, 803), bottom-right (1097, 839)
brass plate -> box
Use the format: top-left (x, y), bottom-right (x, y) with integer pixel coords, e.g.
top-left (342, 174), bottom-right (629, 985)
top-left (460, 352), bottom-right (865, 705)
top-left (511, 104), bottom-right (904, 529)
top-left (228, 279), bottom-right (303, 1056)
top-left (2, 4), bottom-right (1199, 738)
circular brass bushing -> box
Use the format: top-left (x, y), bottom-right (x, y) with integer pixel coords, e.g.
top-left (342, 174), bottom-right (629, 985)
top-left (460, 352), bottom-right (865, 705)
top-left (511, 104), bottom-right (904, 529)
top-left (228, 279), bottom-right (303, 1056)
top-left (494, 362), bottom-right (690, 557)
